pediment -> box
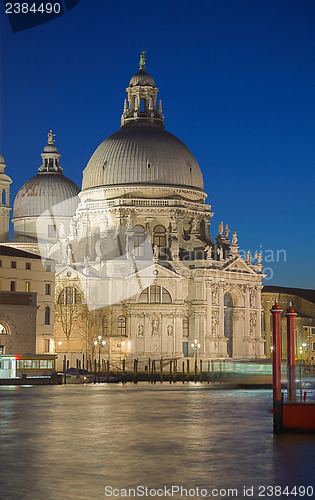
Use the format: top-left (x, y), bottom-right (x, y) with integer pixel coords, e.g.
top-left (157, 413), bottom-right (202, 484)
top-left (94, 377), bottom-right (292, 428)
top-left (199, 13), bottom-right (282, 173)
top-left (128, 262), bottom-right (180, 280)
top-left (222, 257), bottom-right (257, 275)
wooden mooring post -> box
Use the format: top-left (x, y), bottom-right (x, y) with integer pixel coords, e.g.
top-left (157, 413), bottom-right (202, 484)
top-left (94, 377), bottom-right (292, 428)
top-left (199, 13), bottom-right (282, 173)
top-left (182, 361), bottom-right (185, 383)
top-left (187, 359), bottom-right (190, 383)
top-left (160, 358), bottom-right (163, 383)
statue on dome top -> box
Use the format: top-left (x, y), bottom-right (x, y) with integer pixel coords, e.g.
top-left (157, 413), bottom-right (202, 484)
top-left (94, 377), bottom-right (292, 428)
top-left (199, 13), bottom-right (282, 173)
top-left (224, 224), bottom-right (230, 239)
top-left (139, 51), bottom-right (146, 70)
top-left (218, 221), bottom-right (223, 236)
top-left (48, 129), bottom-right (56, 145)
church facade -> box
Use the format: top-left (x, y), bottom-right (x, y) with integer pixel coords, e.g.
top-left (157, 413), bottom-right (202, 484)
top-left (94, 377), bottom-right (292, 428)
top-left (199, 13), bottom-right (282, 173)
top-left (2, 54), bottom-right (265, 365)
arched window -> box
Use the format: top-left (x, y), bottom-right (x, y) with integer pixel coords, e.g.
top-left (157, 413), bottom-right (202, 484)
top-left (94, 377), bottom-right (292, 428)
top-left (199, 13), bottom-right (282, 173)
top-left (58, 287), bottom-right (81, 305)
top-left (103, 316), bottom-right (109, 336)
top-left (134, 225), bottom-right (145, 257)
top-left (1, 189), bottom-right (6, 205)
top-left (183, 317), bottom-right (189, 337)
top-left (117, 315), bottom-right (126, 336)
top-left (45, 306), bottom-right (50, 325)
top-left (0, 323), bottom-right (8, 335)
top-left (139, 285), bottom-right (172, 304)
top-left (153, 225), bottom-right (166, 247)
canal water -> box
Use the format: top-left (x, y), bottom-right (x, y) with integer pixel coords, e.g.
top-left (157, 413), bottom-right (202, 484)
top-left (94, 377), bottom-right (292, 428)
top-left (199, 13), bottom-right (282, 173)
top-left (0, 384), bottom-right (314, 500)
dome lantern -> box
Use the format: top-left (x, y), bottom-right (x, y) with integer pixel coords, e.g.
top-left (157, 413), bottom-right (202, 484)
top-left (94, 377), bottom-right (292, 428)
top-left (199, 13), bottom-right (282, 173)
top-left (121, 52), bottom-right (164, 128)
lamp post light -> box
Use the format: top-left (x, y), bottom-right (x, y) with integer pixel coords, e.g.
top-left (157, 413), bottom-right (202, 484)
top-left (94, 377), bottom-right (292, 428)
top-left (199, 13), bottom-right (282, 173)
top-left (94, 335), bottom-right (106, 383)
top-left (191, 339), bottom-right (200, 381)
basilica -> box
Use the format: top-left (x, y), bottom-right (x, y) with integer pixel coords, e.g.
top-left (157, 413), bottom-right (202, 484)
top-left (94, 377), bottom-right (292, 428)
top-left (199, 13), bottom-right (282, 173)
top-left (1, 54), bottom-right (265, 366)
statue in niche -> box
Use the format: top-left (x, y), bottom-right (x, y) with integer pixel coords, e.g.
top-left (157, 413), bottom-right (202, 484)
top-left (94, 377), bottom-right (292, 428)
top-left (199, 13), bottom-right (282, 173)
top-left (191, 218), bottom-right (198, 232)
top-left (217, 247), bottom-right (223, 260)
top-left (153, 244), bottom-right (159, 259)
top-left (218, 221), bottom-right (223, 236)
top-left (167, 325), bottom-right (173, 337)
top-left (204, 245), bottom-right (212, 260)
top-left (232, 230), bottom-right (238, 245)
top-left (170, 216), bottom-right (177, 232)
top-left (137, 324), bottom-right (144, 337)
top-left (151, 316), bottom-right (159, 336)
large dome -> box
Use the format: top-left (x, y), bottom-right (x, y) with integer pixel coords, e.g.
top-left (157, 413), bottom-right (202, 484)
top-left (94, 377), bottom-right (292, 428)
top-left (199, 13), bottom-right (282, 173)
top-left (13, 172), bottom-right (80, 219)
top-left (82, 125), bottom-right (204, 191)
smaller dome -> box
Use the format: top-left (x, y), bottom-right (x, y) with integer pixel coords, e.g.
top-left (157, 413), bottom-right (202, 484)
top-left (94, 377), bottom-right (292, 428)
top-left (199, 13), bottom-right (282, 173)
top-left (13, 173), bottom-right (80, 219)
top-left (129, 70), bottom-right (155, 87)
top-left (0, 154), bottom-right (5, 164)
top-left (44, 144), bottom-right (58, 153)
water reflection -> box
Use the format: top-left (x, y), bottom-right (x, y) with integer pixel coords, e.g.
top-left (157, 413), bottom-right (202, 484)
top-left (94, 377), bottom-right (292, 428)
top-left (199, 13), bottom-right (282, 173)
top-left (0, 385), bottom-right (314, 500)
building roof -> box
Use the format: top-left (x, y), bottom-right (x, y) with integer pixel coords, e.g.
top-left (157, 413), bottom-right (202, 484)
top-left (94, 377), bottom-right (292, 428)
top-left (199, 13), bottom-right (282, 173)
top-left (0, 245), bottom-right (44, 260)
top-left (82, 125), bottom-right (204, 191)
top-left (262, 285), bottom-right (315, 305)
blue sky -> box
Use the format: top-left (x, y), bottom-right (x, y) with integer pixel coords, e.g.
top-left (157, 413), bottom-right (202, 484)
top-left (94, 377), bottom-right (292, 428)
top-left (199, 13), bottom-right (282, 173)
top-left (0, 0), bottom-right (314, 288)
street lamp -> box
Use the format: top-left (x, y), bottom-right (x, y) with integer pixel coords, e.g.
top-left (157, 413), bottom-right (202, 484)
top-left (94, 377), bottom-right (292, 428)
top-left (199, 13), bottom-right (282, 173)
top-left (191, 339), bottom-right (201, 362)
top-left (94, 335), bottom-right (106, 382)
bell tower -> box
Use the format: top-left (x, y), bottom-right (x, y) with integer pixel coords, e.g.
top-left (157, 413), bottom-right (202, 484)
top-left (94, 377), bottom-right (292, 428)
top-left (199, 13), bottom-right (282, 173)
top-left (0, 154), bottom-right (12, 242)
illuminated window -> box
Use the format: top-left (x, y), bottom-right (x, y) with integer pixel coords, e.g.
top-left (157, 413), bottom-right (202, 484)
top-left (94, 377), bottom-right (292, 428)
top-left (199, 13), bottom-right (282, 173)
top-left (139, 288), bottom-right (149, 303)
top-left (150, 285), bottom-right (161, 303)
top-left (25, 282), bottom-right (30, 292)
top-left (58, 287), bottom-right (81, 305)
top-left (103, 316), bottom-right (109, 336)
top-left (183, 317), bottom-right (189, 337)
top-left (139, 286), bottom-right (172, 304)
top-left (153, 225), bottom-right (166, 247)
top-left (0, 324), bottom-right (7, 335)
top-left (117, 315), bottom-right (126, 336)
top-left (45, 306), bottom-right (50, 325)
top-left (44, 339), bottom-right (50, 352)
top-left (134, 225), bottom-right (145, 257)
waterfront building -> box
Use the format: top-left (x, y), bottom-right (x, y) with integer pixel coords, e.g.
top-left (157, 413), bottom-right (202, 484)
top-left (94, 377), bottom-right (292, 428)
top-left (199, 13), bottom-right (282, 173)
top-left (1, 55), bottom-right (265, 366)
top-left (262, 285), bottom-right (315, 363)
top-left (0, 246), bottom-right (55, 354)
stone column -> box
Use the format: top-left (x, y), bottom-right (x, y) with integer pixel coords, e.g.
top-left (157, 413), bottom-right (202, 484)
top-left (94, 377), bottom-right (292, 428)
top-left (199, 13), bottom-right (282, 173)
top-left (143, 312), bottom-right (150, 354)
top-left (174, 312), bottom-right (182, 355)
top-left (205, 281), bottom-right (212, 337)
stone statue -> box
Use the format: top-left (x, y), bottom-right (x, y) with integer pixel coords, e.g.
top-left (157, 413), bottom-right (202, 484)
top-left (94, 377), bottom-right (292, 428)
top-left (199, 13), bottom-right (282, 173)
top-left (191, 218), bottom-right (198, 232)
top-left (66, 245), bottom-right (72, 265)
top-left (137, 324), bottom-right (144, 337)
top-left (126, 213), bottom-right (133, 229)
top-left (167, 325), bottom-right (173, 337)
top-left (204, 245), bottom-right (212, 260)
top-left (171, 236), bottom-right (179, 261)
top-left (224, 224), bottom-right (230, 238)
top-left (48, 129), bottom-right (56, 144)
top-left (58, 223), bottom-right (65, 239)
top-left (139, 51), bottom-right (146, 70)
top-left (69, 218), bottom-right (77, 238)
top-left (151, 316), bottom-right (159, 336)
top-left (246, 251), bottom-right (252, 264)
top-left (218, 221), bottom-right (223, 236)
top-left (170, 216), bottom-right (177, 232)
top-left (232, 230), bottom-right (238, 245)
top-left (217, 247), bottom-right (223, 260)
top-left (153, 244), bottom-right (159, 259)
top-left (255, 252), bottom-right (262, 265)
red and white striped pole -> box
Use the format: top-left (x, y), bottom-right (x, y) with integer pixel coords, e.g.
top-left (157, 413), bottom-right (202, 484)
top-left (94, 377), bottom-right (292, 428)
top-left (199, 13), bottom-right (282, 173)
top-left (271, 299), bottom-right (283, 432)
top-left (285, 302), bottom-right (297, 402)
